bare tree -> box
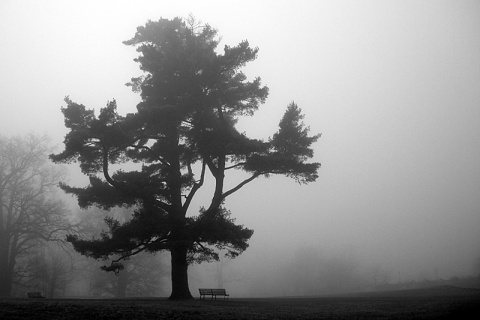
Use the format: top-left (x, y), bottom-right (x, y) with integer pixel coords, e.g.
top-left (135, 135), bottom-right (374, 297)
top-left (21, 242), bottom-right (72, 298)
top-left (0, 134), bottom-right (71, 297)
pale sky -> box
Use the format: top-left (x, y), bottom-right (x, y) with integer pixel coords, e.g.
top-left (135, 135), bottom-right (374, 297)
top-left (1, 0), bottom-right (480, 287)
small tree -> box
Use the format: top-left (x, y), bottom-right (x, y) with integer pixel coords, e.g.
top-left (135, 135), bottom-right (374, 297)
top-left (51, 17), bottom-right (320, 299)
top-left (0, 134), bottom-right (70, 297)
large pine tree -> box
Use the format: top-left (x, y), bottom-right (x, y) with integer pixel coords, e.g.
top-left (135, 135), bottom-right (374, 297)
top-left (51, 17), bottom-right (320, 299)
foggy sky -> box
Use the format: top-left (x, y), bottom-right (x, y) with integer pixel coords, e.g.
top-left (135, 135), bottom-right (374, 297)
top-left (1, 0), bottom-right (479, 287)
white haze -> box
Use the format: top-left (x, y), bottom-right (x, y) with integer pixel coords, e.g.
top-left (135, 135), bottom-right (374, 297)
top-left (1, 0), bottom-right (479, 296)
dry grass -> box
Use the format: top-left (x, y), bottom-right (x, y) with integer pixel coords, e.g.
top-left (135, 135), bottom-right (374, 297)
top-left (1, 286), bottom-right (479, 319)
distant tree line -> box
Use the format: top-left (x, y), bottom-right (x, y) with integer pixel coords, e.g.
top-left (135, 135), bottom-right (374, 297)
top-left (245, 246), bottom-right (480, 297)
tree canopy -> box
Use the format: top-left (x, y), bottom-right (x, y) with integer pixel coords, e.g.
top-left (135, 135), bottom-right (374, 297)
top-left (51, 17), bottom-right (320, 299)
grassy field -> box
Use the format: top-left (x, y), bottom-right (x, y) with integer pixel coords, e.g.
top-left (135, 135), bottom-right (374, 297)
top-left (1, 286), bottom-right (479, 319)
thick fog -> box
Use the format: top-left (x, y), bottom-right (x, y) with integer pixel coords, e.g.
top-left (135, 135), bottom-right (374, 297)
top-left (1, 0), bottom-right (479, 297)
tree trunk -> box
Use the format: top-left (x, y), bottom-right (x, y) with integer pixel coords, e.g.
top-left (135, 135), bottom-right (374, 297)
top-left (0, 246), bottom-right (13, 297)
top-left (169, 244), bottom-right (193, 300)
top-left (0, 239), bottom-right (11, 296)
top-left (0, 270), bottom-right (12, 297)
top-left (216, 260), bottom-right (224, 289)
top-left (116, 270), bottom-right (128, 298)
top-left (48, 275), bottom-right (56, 299)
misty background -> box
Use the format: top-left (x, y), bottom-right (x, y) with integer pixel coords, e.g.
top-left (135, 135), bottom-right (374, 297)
top-left (1, 0), bottom-right (479, 297)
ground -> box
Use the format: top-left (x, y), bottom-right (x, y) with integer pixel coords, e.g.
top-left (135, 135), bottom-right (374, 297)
top-left (1, 286), bottom-right (479, 319)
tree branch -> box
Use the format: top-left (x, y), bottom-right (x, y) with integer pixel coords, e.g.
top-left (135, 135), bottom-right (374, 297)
top-left (225, 162), bottom-right (246, 170)
top-left (203, 154), bottom-right (219, 178)
top-left (102, 146), bottom-right (120, 189)
top-left (222, 173), bottom-right (261, 199)
top-left (128, 144), bottom-right (171, 167)
top-left (183, 160), bottom-right (206, 213)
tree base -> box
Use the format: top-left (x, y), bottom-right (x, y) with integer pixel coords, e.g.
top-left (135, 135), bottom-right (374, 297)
top-left (168, 292), bottom-right (194, 300)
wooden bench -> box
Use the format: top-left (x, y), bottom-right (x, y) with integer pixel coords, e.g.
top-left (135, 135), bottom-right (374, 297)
top-left (27, 292), bottom-right (45, 299)
top-left (199, 288), bottom-right (229, 300)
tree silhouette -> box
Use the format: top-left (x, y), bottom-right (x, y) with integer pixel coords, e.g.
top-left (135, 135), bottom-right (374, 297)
top-left (51, 17), bottom-right (320, 299)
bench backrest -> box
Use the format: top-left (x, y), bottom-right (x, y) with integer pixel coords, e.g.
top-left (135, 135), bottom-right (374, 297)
top-left (211, 289), bottom-right (227, 295)
top-left (27, 292), bottom-right (44, 298)
top-left (199, 288), bottom-right (227, 295)
top-left (199, 288), bottom-right (212, 294)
